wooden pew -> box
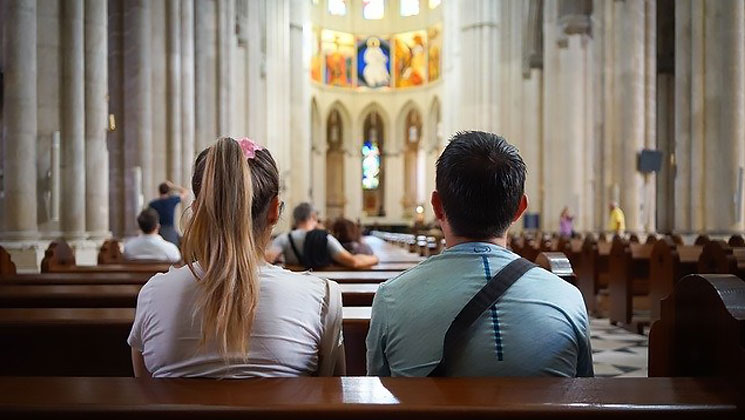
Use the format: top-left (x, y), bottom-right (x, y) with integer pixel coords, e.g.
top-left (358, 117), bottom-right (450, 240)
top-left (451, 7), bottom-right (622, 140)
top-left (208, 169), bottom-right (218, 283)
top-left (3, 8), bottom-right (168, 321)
top-left (0, 283), bottom-right (379, 309)
top-left (535, 252), bottom-right (577, 285)
top-left (0, 377), bottom-right (742, 419)
top-left (694, 234), bottom-right (711, 246)
top-left (576, 234), bottom-right (612, 315)
top-left (286, 262), bottom-right (415, 272)
top-left (728, 234), bottom-right (745, 248)
top-left (697, 240), bottom-right (745, 278)
top-left (41, 240), bottom-right (173, 274)
top-left (649, 274), bottom-right (745, 378)
top-left (608, 236), bottom-right (654, 333)
top-left (0, 246), bottom-right (16, 276)
top-left (648, 238), bottom-right (703, 323)
top-left (1, 272), bottom-right (154, 285)
top-left (0, 307), bottom-right (372, 377)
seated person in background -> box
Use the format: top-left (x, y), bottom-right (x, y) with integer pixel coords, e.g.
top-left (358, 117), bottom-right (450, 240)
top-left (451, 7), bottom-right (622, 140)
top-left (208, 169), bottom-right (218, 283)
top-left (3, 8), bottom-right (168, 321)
top-left (128, 138), bottom-right (345, 378)
top-left (266, 203), bottom-right (379, 270)
top-left (366, 131), bottom-right (593, 377)
top-left (149, 181), bottom-right (189, 246)
top-left (123, 209), bottom-right (182, 263)
top-left (331, 218), bottom-right (374, 256)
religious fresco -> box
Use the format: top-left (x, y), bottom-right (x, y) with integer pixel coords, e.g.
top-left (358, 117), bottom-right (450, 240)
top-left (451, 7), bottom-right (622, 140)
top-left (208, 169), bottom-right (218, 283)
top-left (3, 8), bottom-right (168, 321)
top-left (394, 30), bottom-right (427, 88)
top-left (427, 24), bottom-right (442, 82)
top-left (357, 37), bottom-right (391, 89)
top-left (310, 26), bottom-right (322, 83)
top-left (322, 29), bottom-right (355, 87)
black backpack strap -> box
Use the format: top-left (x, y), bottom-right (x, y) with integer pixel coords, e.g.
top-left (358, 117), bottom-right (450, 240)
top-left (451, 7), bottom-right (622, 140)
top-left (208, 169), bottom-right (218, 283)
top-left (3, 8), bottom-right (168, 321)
top-left (287, 233), bottom-right (307, 268)
top-left (428, 257), bottom-right (537, 377)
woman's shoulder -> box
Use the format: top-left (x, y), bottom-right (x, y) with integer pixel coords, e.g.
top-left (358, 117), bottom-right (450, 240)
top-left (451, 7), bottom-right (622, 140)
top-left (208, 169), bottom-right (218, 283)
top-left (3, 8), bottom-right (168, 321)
top-left (260, 264), bottom-right (329, 288)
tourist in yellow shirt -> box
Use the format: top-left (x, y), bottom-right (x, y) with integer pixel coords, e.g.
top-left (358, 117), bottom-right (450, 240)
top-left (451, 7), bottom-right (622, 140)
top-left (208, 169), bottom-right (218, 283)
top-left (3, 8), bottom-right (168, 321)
top-left (607, 202), bottom-right (626, 234)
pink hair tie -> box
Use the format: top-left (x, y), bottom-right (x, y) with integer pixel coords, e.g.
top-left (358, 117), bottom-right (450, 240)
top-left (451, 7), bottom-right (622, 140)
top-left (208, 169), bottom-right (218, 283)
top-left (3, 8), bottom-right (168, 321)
top-left (236, 137), bottom-right (264, 159)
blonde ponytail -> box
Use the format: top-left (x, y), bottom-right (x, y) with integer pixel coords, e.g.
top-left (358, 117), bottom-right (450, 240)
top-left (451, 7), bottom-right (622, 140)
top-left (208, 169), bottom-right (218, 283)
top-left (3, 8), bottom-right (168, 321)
top-left (182, 138), bottom-right (261, 356)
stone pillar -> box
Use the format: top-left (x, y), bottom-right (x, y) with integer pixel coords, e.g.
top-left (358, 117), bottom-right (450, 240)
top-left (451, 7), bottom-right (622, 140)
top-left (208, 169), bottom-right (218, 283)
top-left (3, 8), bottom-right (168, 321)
top-left (642, 0), bottom-right (656, 232)
top-left (1, 0), bottom-right (38, 240)
top-left (181, 0), bottom-right (196, 185)
top-left (289, 0), bottom-right (311, 213)
top-left (614, 0), bottom-right (646, 232)
top-left (107, 0), bottom-right (125, 237)
top-left (194, 0), bottom-right (218, 151)
top-left (702, 0), bottom-right (745, 231)
top-left (459, 0), bottom-right (500, 132)
top-left (123, 0), bottom-right (152, 235)
top-left (167, 0), bottom-right (182, 185)
top-left (84, 0), bottom-right (109, 239)
top-left (217, 0), bottom-right (233, 135)
top-left (60, 0), bottom-right (87, 240)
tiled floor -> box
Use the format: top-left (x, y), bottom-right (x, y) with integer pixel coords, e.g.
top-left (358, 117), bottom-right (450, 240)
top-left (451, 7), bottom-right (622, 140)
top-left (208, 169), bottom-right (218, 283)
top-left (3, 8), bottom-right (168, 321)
top-left (590, 318), bottom-right (648, 377)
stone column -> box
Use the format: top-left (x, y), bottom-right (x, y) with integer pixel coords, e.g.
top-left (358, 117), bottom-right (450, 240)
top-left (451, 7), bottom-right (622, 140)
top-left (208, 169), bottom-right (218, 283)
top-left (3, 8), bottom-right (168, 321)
top-left (84, 0), bottom-right (109, 239)
top-left (459, 0), bottom-right (500, 132)
top-left (123, 0), bottom-right (152, 235)
top-left (217, 0), bottom-right (233, 135)
top-left (702, 0), bottom-right (745, 231)
top-left (289, 0), bottom-right (311, 214)
top-left (181, 0), bottom-right (196, 185)
top-left (614, 0), bottom-right (645, 232)
top-left (61, 0), bottom-right (87, 240)
top-left (194, 0), bottom-right (218, 151)
top-left (1, 0), bottom-right (38, 240)
top-left (167, 0), bottom-right (182, 185)
top-left (642, 0), bottom-right (656, 232)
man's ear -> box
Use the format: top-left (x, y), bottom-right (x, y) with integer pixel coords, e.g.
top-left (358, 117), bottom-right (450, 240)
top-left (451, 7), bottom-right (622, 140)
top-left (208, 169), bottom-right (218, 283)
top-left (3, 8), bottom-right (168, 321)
top-left (431, 190), bottom-right (445, 221)
top-left (267, 196), bottom-right (281, 226)
top-left (512, 194), bottom-right (529, 222)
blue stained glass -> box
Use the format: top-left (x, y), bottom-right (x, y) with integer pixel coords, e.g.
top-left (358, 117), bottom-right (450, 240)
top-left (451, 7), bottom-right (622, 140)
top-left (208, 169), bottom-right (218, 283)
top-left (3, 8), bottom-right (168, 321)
top-left (362, 140), bottom-right (380, 190)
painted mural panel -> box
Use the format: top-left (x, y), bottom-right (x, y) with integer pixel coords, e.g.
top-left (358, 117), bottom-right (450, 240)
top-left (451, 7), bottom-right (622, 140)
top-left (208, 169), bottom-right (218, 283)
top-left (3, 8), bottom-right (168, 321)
top-left (394, 30), bottom-right (427, 88)
top-left (357, 36), bottom-right (391, 89)
top-left (322, 29), bottom-right (355, 87)
top-left (428, 24), bottom-right (442, 82)
top-left (310, 26), bottom-right (322, 83)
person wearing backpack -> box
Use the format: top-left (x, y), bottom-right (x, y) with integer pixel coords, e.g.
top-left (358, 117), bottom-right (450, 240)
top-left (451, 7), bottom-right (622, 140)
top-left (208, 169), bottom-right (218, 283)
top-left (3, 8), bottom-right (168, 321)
top-left (266, 203), bottom-right (379, 270)
top-left (366, 131), bottom-right (593, 377)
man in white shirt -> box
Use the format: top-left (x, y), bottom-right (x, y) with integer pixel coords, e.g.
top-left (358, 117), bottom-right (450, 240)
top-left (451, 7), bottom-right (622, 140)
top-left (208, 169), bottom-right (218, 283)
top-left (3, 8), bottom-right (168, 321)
top-left (124, 208), bottom-right (182, 263)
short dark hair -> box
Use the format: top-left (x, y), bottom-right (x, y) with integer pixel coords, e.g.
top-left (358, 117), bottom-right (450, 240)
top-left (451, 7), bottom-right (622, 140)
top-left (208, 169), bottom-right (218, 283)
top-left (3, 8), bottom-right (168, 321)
top-left (292, 202), bottom-right (316, 226)
top-left (158, 183), bottom-right (171, 195)
top-left (138, 208), bottom-right (160, 234)
top-left (435, 131), bottom-right (526, 239)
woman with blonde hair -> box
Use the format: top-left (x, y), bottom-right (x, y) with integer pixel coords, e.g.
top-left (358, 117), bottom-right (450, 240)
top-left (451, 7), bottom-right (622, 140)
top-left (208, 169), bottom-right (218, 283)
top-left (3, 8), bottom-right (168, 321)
top-left (128, 137), bottom-right (345, 377)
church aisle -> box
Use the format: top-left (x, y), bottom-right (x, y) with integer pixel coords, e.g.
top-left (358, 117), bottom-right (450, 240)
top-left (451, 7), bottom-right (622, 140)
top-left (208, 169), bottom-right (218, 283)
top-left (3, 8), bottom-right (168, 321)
top-left (590, 318), bottom-right (648, 378)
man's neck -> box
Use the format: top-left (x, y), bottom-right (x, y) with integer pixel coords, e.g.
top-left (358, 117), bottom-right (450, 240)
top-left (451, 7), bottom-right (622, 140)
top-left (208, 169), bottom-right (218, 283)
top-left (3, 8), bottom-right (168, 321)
top-left (296, 222), bottom-right (316, 231)
top-left (444, 235), bottom-right (507, 249)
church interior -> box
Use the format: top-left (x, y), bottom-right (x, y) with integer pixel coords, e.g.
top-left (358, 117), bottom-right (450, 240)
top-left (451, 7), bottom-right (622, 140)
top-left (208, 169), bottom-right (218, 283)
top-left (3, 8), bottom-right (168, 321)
top-left (0, 0), bottom-right (744, 416)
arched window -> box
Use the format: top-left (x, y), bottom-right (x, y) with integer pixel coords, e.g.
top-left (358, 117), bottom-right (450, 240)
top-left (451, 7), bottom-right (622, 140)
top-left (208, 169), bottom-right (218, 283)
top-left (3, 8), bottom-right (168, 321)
top-left (362, 111), bottom-right (385, 216)
top-left (326, 109), bottom-right (345, 218)
top-left (328, 0), bottom-right (347, 16)
top-left (400, 0), bottom-right (420, 16)
top-left (363, 0), bottom-right (384, 20)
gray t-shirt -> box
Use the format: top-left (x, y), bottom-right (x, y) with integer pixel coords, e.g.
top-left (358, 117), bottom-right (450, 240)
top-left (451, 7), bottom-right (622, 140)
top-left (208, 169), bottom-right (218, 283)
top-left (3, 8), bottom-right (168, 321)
top-left (271, 229), bottom-right (346, 266)
top-left (366, 242), bottom-right (593, 377)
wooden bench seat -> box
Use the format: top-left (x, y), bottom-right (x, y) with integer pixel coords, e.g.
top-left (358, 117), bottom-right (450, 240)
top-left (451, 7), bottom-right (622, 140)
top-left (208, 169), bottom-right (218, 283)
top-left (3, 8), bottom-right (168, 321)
top-left (608, 237), bottom-right (655, 333)
top-left (0, 376), bottom-right (741, 419)
top-left (0, 283), bottom-right (378, 308)
top-left (577, 235), bottom-right (612, 315)
top-left (0, 307), bottom-right (372, 376)
top-left (1, 272), bottom-right (154, 285)
top-left (648, 239), bottom-right (703, 323)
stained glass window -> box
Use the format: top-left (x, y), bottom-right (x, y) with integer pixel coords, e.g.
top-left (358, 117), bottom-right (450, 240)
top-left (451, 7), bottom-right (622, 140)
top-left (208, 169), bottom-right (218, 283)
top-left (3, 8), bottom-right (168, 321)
top-left (328, 0), bottom-right (347, 16)
top-left (363, 0), bottom-right (384, 19)
top-left (429, 0), bottom-right (441, 9)
top-left (400, 0), bottom-right (419, 16)
top-left (362, 139), bottom-right (381, 189)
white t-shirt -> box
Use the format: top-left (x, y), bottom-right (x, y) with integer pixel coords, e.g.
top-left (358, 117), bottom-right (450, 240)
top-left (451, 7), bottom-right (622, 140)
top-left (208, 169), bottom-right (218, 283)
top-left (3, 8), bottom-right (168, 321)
top-left (127, 263), bottom-right (344, 378)
top-left (123, 234), bottom-right (182, 263)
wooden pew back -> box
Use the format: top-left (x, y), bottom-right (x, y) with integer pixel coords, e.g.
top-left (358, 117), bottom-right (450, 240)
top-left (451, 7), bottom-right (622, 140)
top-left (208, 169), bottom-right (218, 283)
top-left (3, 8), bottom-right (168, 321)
top-left (649, 274), bottom-right (745, 377)
top-left (648, 238), bottom-right (702, 323)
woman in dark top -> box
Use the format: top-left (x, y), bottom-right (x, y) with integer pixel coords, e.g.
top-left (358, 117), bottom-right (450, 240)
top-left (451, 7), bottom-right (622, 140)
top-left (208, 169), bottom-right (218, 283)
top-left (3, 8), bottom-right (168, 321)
top-left (331, 218), bottom-right (373, 256)
top-left (149, 181), bottom-right (189, 246)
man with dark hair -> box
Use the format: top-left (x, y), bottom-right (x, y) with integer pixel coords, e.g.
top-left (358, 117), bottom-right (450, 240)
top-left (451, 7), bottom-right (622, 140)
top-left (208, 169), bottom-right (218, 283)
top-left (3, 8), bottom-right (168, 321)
top-left (367, 131), bottom-right (592, 377)
top-left (123, 208), bottom-right (181, 263)
top-left (266, 202), bottom-right (379, 269)
top-left (149, 181), bottom-right (189, 246)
